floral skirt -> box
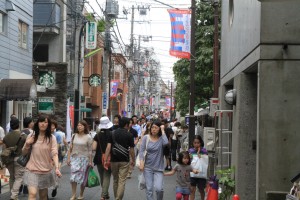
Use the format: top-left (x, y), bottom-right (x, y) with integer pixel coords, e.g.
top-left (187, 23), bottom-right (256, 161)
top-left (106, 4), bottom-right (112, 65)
top-left (70, 155), bottom-right (89, 184)
top-left (24, 170), bottom-right (55, 189)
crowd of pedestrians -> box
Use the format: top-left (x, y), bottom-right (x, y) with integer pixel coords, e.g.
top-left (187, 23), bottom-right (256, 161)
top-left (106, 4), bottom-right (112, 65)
top-left (0, 113), bottom-right (208, 200)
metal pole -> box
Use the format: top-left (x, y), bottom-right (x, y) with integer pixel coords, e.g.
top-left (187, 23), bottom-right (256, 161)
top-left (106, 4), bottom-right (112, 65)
top-left (213, 2), bottom-right (219, 98)
top-left (170, 82), bottom-right (173, 121)
top-left (188, 0), bottom-right (196, 148)
top-left (102, 0), bottom-right (111, 116)
top-left (74, 23), bottom-right (85, 130)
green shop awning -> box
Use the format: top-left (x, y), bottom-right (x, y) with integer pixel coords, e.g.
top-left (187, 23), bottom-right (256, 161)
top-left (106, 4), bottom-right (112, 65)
top-left (80, 107), bottom-right (92, 112)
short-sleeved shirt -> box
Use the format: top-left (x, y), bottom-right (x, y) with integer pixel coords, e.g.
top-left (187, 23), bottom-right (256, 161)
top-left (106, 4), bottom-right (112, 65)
top-left (93, 129), bottom-right (112, 165)
top-left (3, 130), bottom-right (27, 156)
top-left (173, 164), bottom-right (193, 188)
top-left (110, 128), bottom-right (134, 162)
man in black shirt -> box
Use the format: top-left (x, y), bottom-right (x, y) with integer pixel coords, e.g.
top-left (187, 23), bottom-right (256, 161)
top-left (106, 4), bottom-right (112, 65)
top-left (104, 117), bottom-right (135, 200)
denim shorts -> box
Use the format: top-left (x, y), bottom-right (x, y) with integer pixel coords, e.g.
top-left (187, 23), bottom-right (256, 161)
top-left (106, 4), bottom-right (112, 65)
top-left (176, 186), bottom-right (190, 195)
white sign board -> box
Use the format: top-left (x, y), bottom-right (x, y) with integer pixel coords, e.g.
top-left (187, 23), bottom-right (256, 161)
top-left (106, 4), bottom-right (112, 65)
top-left (86, 22), bottom-right (97, 49)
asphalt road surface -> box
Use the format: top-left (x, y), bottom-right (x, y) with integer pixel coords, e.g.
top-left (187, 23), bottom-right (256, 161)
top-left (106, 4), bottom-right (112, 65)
top-left (0, 164), bottom-right (184, 200)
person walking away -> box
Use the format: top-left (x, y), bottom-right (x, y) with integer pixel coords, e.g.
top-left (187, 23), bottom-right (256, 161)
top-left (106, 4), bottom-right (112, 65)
top-left (164, 151), bottom-right (199, 200)
top-left (127, 118), bottom-right (138, 179)
top-left (67, 120), bottom-right (93, 200)
top-left (3, 117), bottom-right (27, 200)
top-left (161, 119), bottom-right (174, 170)
top-left (188, 135), bottom-right (208, 200)
top-left (22, 115), bottom-right (62, 200)
top-left (103, 117), bottom-right (135, 200)
top-left (92, 116), bottom-right (113, 200)
top-left (138, 120), bottom-right (169, 200)
top-left (171, 122), bottom-right (181, 161)
top-left (18, 116), bottom-right (34, 195)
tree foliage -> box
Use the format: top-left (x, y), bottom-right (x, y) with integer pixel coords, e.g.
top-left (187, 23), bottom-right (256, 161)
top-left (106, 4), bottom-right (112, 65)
top-left (85, 13), bottom-right (105, 33)
top-left (173, 2), bottom-right (220, 116)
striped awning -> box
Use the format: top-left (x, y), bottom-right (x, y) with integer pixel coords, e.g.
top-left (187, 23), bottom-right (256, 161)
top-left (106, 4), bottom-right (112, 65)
top-left (0, 79), bottom-right (37, 101)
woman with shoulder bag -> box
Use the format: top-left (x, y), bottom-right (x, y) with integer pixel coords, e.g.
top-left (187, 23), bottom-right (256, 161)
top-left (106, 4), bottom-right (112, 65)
top-left (22, 115), bottom-right (61, 200)
top-left (92, 116), bottom-right (113, 200)
top-left (139, 120), bottom-right (169, 200)
top-left (67, 120), bottom-right (93, 200)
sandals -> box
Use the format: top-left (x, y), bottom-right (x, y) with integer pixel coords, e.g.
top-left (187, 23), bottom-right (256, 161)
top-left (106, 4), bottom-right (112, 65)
top-left (77, 197), bottom-right (84, 200)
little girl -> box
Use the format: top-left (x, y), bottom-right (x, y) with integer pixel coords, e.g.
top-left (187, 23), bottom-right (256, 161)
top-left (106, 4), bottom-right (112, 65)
top-left (164, 151), bottom-right (199, 200)
top-left (189, 135), bottom-right (208, 200)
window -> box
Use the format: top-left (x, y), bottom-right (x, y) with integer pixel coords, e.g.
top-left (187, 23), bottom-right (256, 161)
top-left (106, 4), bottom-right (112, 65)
top-left (18, 21), bottom-right (28, 49)
top-left (0, 12), bottom-right (5, 33)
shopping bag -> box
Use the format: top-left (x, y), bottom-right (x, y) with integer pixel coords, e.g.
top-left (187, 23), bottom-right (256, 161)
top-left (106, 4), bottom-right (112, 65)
top-left (82, 165), bottom-right (91, 188)
top-left (190, 154), bottom-right (208, 179)
top-left (87, 167), bottom-right (100, 188)
top-left (138, 173), bottom-right (146, 190)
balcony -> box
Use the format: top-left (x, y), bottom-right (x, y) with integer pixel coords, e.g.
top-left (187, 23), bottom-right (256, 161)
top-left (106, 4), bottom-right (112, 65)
top-left (33, 0), bottom-right (61, 34)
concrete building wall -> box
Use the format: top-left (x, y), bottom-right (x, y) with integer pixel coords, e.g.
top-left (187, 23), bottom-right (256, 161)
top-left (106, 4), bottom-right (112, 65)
top-left (232, 73), bottom-right (257, 200)
top-left (220, 0), bottom-right (261, 84)
top-left (258, 60), bottom-right (300, 199)
top-left (220, 0), bottom-right (300, 199)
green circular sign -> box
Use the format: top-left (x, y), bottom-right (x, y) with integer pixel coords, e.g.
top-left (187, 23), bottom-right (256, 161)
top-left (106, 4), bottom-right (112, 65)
top-left (88, 74), bottom-right (101, 87)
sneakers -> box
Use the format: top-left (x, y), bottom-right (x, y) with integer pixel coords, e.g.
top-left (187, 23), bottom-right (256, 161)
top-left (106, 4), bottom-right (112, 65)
top-left (51, 188), bottom-right (57, 197)
top-left (164, 166), bottom-right (172, 171)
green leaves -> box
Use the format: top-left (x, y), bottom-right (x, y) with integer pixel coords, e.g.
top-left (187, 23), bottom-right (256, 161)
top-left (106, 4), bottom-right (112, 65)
top-left (216, 167), bottom-right (236, 200)
top-left (173, 1), bottom-right (220, 115)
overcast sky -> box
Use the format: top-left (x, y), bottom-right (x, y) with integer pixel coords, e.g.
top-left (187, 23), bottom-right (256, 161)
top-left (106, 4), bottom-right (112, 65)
top-left (86, 0), bottom-right (191, 84)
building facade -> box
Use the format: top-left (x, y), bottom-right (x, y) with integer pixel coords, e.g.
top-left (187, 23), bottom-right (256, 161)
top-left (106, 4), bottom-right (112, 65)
top-left (219, 0), bottom-right (300, 199)
top-left (0, 0), bottom-right (35, 129)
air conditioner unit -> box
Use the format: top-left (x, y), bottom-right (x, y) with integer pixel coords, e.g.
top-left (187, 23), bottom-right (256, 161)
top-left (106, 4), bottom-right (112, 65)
top-left (203, 127), bottom-right (215, 151)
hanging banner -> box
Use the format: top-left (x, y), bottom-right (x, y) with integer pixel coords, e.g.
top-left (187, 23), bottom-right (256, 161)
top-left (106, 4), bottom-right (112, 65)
top-left (167, 9), bottom-right (191, 59)
top-left (110, 80), bottom-right (119, 97)
top-left (86, 22), bottom-right (97, 49)
top-left (165, 96), bottom-right (175, 109)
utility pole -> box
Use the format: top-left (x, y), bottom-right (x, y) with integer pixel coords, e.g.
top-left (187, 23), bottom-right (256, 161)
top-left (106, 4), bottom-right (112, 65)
top-left (102, 0), bottom-right (118, 117)
top-left (127, 5), bottom-right (135, 118)
top-left (189, 0), bottom-right (196, 147)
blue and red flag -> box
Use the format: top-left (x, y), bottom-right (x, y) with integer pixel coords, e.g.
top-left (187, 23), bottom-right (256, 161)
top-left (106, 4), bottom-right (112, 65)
top-left (167, 9), bottom-right (191, 59)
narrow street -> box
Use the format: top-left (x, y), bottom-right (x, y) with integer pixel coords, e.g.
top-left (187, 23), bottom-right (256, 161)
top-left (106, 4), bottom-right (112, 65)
top-left (1, 162), bottom-right (199, 200)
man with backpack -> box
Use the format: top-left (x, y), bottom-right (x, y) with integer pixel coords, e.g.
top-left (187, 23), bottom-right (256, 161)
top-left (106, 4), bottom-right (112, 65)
top-left (2, 117), bottom-right (27, 200)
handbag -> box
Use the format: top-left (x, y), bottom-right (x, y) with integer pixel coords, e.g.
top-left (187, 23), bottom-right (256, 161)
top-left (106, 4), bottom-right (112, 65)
top-left (17, 147), bottom-right (31, 167)
top-left (190, 154), bottom-right (208, 179)
top-left (136, 135), bottom-right (150, 167)
top-left (138, 173), bottom-right (146, 190)
top-left (97, 131), bottom-right (111, 168)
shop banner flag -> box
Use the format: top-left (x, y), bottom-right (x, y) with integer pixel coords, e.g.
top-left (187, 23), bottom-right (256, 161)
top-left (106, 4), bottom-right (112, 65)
top-left (110, 80), bottom-right (119, 97)
top-left (165, 96), bottom-right (175, 109)
top-left (168, 9), bottom-right (191, 59)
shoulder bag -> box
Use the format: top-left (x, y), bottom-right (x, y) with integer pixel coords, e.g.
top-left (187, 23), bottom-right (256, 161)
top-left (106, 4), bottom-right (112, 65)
top-left (136, 135), bottom-right (150, 167)
top-left (97, 130), bottom-right (111, 168)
